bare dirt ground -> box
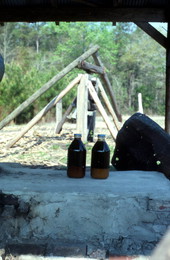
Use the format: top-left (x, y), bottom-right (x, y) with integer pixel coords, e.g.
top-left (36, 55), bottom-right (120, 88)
top-left (0, 114), bottom-right (165, 169)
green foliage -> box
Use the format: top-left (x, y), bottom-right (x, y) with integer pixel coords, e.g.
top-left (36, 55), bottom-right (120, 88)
top-left (0, 21), bottom-right (166, 124)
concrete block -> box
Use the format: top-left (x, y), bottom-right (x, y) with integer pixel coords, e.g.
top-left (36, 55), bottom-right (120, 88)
top-left (0, 205), bottom-right (16, 218)
top-left (5, 243), bottom-right (46, 257)
top-left (46, 243), bottom-right (86, 257)
top-left (0, 163), bottom-right (170, 256)
top-left (87, 246), bottom-right (107, 258)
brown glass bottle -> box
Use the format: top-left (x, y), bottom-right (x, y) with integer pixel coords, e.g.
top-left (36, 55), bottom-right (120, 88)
top-left (91, 134), bottom-right (110, 179)
top-left (67, 134), bottom-right (86, 178)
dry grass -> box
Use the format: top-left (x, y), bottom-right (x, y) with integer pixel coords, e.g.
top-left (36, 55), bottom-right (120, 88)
top-left (0, 114), bottom-right (165, 168)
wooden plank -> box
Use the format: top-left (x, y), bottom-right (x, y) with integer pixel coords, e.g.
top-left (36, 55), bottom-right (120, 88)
top-left (55, 97), bottom-right (76, 134)
top-left (0, 45), bottom-right (99, 130)
top-left (97, 79), bottom-right (120, 131)
top-left (165, 22), bottom-right (170, 133)
top-left (6, 75), bottom-right (82, 148)
top-left (0, 7), bottom-right (166, 23)
top-left (92, 52), bottom-right (122, 122)
top-left (76, 74), bottom-right (88, 142)
top-left (87, 80), bottom-right (117, 141)
top-left (135, 22), bottom-right (167, 49)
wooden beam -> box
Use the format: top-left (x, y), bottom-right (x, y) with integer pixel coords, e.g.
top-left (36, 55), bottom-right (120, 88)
top-left (55, 97), bottom-right (76, 134)
top-left (87, 80), bottom-right (117, 141)
top-left (0, 7), bottom-right (167, 23)
top-left (0, 44), bottom-right (99, 130)
top-left (92, 52), bottom-right (122, 122)
top-left (55, 99), bottom-right (62, 128)
top-left (76, 74), bottom-right (88, 142)
top-left (165, 22), bottom-right (170, 133)
top-left (97, 79), bottom-right (120, 131)
top-left (77, 61), bottom-right (104, 75)
top-left (6, 75), bottom-right (82, 148)
top-left (135, 22), bottom-right (167, 49)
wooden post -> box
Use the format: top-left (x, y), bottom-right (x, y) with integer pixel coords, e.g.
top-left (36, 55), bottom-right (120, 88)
top-left (138, 92), bottom-right (144, 114)
top-left (165, 22), bottom-right (170, 133)
top-left (92, 51), bottom-right (122, 122)
top-left (87, 80), bottom-right (117, 141)
top-left (0, 45), bottom-right (100, 130)
top-left (97, 78), bottom-right (120, 131)
top-left (55, 97), bottom-right (76, 134)
top-left (76, 74), bottom-right (88, 142)
top-left (55, 99), bottom-right (62, 128)
top-left (6, 75), bottom-right (82, 148)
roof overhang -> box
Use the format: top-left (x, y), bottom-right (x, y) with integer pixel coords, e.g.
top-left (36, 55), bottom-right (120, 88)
top-left (0, 6), bottom-right (169, 23)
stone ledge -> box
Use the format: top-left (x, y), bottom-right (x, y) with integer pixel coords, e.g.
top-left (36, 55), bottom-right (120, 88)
top-left (0, 163), bottom-right (170, 256)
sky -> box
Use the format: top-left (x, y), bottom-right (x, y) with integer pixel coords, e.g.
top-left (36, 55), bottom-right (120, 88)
top-left (149, 22), bottom-right (167, 36)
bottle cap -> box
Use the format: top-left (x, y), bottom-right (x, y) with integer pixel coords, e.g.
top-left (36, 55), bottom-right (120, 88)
top-left (74, 133), bottom-right (82, 138)
top-left (97, 134), bottom-right (105, 138)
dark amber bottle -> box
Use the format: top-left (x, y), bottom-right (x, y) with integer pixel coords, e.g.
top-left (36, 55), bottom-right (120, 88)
top-left (67, 134), bottom-right (86, 178)
top-left (91, 134), bottom-right (110, 179)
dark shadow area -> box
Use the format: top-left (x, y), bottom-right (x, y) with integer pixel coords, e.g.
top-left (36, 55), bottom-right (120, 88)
top-left (112, 113), bottom-right (170, 180)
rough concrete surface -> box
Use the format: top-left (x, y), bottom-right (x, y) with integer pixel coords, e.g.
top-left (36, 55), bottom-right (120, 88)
top-left (0, 162), bottom-right (170, 257)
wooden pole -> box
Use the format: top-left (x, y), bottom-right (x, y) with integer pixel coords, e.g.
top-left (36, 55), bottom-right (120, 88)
top-left (97, 78), bottom-right (120, 131)
top-left (6, 74), bottom-right (82, 148)
top-left (138, 92), bottom-right (144, 114)
top-left (0, 44), bottom-right (100, 130)
top-left (87, 80), bottom-right (117, 141)
top-left (55, 97), bottom-right (76, 134)
top-left (165, 22), bottom-right (170, 133)
top-left (92, 51), bottom-right (122, 122)
top-left (55, 99), bottom-right (62, 128)
top-left (76, 74), bottom-right (88, 142)
top-left (77, 61), bottom-right (104, 75)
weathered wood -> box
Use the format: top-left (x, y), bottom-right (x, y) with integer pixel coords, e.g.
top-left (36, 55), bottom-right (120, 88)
top-left (0, 7), bottom-right (166, 23)
top-left (6, 75), bottom-right (82, 148)
top-left (55, 97), bottom-right (76, 134)
top-left (55, 99), bottom-right (62, 128)
top-left (87, 81), bottom-right (117, 141)
top-left (112, 112), bottom-right (170, 180)
top-left (97, 79), bottom-right (120, 131)
top-left (76, 74), bottom-right (88, 142)
top-left (92, 52), bottom-right (122, 122)
top-left (77, 61), bottom-right (104, 75)
top-left (135, 22), bottom-right (167, 49)
top-left (165, 22), bottom-right (170, 133)
top-left (138, 92), bottom-right (144, 114)
top-left (0, 45), bottom-right (99, 130)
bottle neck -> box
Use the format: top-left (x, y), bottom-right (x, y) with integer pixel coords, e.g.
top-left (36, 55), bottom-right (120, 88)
top-left (97, 134), bottom-right (106, 142)
top-left (98, 137), bottom-right (105, 141)
top-left (74, 134), bottom-right (82, 140)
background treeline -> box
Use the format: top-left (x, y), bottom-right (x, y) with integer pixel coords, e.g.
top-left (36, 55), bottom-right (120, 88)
top-left (0, 22), bottom-right (166, 123)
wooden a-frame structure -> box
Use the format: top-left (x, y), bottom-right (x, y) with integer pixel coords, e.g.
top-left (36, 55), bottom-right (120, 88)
top-left (1, 45), bottom-right (121, 148)
top-left (1, 1), bottom-right (170, 132)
